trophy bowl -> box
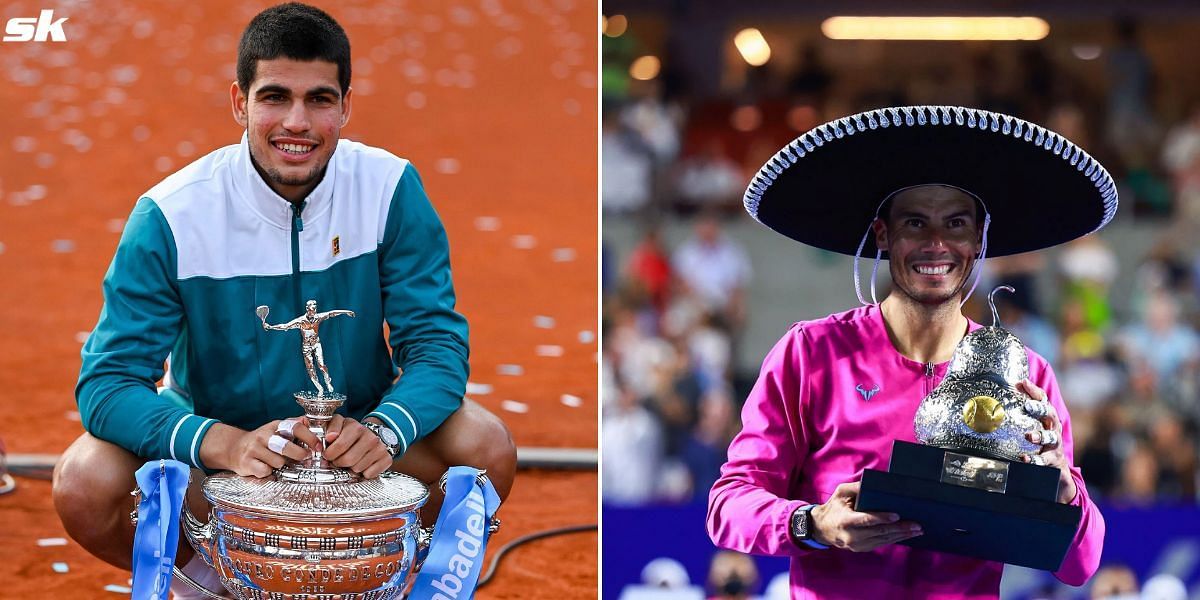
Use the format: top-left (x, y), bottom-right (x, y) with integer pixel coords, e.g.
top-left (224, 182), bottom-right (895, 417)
top-left (180, 390), bottom-right (432, 600)
top-left (182, 464), bottom-right (430, 600)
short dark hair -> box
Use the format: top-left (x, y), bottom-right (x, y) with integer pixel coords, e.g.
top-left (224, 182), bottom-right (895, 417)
top-left (237, 3), bottom-right (351, 95)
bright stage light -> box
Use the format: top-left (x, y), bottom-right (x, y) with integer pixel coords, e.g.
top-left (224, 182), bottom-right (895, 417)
top-left (821, 16), bottom-right (1050, 41)
top-left (630, 55), bottom-right (661, 81)
top-left (734, 28), bottom-right (772, 66)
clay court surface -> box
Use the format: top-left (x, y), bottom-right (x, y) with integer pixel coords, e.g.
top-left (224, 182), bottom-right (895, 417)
top-left (0, 0), bottom-right (597, 597)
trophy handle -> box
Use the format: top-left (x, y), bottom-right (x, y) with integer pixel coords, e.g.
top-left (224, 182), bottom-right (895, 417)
top-left (176, 503), bottom-right (228, 598)
top-left (180, 502), bottom-right (216, 568)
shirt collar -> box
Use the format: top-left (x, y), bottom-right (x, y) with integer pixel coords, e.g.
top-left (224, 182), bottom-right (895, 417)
top-left (231, 132), bottom-right (337, 229)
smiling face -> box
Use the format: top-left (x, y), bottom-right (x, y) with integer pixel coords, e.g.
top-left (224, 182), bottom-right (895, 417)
top-left (873, 185), bottom-right (982, 306)
top-left (231, 58), bottom-right (351, 203)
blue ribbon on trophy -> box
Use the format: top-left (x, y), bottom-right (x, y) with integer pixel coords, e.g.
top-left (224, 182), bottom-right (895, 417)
top-left (132, 459), bottom-right (191, 600)
top-left (409, 466), bottom-right (502, 600)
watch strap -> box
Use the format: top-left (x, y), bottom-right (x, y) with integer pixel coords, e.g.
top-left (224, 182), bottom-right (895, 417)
top-left (362, 421), bottom-right (401, 457)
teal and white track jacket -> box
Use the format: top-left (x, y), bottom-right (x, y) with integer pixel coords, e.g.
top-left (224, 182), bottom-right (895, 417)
top-left (76, 135), bottom-right (469, 468)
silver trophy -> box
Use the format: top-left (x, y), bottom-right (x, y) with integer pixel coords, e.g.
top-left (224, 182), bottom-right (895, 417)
top-left (856, 286), bottom-right (1083, 571)
top-left (177, 301), bottom-right (433, 599)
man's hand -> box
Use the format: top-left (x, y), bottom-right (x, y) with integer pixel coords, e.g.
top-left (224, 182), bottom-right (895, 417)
top-left (809, 481), bottom-right (923, 551)
top-left (223, 419), bottom-right (314, 478)
top-left (322, 415), bottom-right (393, 479)
top-left (1017, 379), bottom-right (1078, 504)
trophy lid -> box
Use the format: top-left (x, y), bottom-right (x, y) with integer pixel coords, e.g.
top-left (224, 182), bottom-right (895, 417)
top-left (203, 470), bottom-right (429, 521)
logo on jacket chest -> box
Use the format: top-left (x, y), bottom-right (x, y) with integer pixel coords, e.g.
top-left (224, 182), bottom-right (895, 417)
top-left (856, 383), bottom-right (881, 401)
top-left (332, 236), bottom-right (340, 257)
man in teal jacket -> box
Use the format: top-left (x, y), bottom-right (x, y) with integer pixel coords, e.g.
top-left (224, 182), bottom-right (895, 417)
top-left (51, 3), bottom-right (516, 596)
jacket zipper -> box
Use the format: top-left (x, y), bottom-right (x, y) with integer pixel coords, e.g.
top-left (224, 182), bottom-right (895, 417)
top-left (291, 200), bottom-right (306, 308)
top-left (924, 362), bottom-right (934, 395)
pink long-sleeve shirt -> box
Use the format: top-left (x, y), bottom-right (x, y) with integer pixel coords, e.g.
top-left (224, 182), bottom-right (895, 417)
top-left (707, 305), bottom-right (1105, 599)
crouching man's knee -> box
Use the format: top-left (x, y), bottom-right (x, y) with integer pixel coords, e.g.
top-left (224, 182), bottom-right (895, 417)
top-left (426, 399), bottom-right (517, 500)
top-left (52, 433), bottom-right (143, 570)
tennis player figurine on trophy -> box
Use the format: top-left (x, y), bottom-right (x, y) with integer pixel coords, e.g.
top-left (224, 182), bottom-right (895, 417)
top-left (257, 300), bottom-right (355, 395)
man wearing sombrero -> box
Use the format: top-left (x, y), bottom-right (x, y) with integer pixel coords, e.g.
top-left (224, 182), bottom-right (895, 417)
top-left (707, 106), bottom-right (1107, 597)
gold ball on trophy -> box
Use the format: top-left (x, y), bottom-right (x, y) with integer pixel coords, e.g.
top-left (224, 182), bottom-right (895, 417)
top-left (962, 395), bottom-right (1006, 433)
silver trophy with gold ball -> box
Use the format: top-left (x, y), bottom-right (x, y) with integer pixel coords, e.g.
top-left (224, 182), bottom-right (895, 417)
top-left (857, 287), bottom-right (1083, 571)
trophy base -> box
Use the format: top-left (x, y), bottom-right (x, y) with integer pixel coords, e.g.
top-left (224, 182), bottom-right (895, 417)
top-left (856, 441), bottom-right (1082, 571)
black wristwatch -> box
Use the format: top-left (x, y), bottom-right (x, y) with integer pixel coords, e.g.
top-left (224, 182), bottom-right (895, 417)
top-left (362, 421), bottom-right (401, 457)
top-left (789, 505), bottom-right (828, 549)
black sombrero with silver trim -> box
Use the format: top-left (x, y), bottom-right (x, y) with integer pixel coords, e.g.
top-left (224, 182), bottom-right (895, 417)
top-left (744, 105), bottom-right (1118, 258)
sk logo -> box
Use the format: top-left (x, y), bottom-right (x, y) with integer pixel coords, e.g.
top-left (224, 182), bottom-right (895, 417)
top-left (856, 384), bottom-right (880, 401)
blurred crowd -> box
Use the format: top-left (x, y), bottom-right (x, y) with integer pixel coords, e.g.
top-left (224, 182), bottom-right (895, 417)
top-left (618, 555), bottom-right (1191, 600)
top-left (601, 17), bottom-right (1200, 510)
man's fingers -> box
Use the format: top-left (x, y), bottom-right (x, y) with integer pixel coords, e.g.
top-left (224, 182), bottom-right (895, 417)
top-left (351, 452), bottom-right (389, 477)
top-left (333, 439), bottom-right (370, 469)
top-left (1017, 379), bottom-right (1047, 401)
top-left (1025, 429), bottom-right (1061, 449)
top-left (326, 414), bottom-right (345, 434)
top-left (362, 457), bottom-right (391, 480)
top-left (240, 459), bottom-right (274, 479)
top-left (291, 422), bottom-right (321, 448)
top-left (323, 427), bottom-right (359, 461)
top-left (834, 481), bottom-right (861, 497)
top-left (847, 511), bottom-right (901, 528)
top-left (867, 521), bottom-right (922, 539)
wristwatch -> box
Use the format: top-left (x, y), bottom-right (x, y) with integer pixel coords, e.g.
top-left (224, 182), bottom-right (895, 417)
top-left (789, 505), bottom-right (828, 549)
top-left (362, 421), bottom-right (401, 457)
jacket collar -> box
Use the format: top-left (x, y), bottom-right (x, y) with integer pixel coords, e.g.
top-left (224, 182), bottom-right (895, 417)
top-left (231, 132), bottom-right (336, 229)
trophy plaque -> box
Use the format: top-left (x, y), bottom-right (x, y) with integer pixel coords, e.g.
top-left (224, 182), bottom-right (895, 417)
top-left (856, 287), bottom-right (1083, 570)
top-left (178, 302), bottom-right (431, 599)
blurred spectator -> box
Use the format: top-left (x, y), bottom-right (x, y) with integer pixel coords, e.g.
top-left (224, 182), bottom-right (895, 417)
top-left (643, 557), bottom-right (693, 589)
top-left (1105, 17), bottom-right (1159, 168)
top-left (1077, 401), bottom-right (1125, 496)
top-left (602, 385), bottom-right (665, 505)
top-left (1147, 415), bottom-right (1198, 500)
top-left (603, 109), bottom-right (655, 214)
top-left (1116, 440), bottom-right (1160, 506)
top-left (1089, 563), bottom-right (1139, 599)
top-left (672, 213), bottom-right (751, 333)
top-left (1116, 291), bottom-right (1200, 399)
top-left (706, 551), bottom-right (758, 600)
top-left (1058, 236), bottom-right (1119, 333)
top-left (622, 87), bottom-right (685, 165)
top-left (1161, 101), bottom-right (1200, 222)
top-left (1140, 574), bottom-right (1187, 600)
top-left (673, 139), bottom-right (745, 213)
top-left (763, 572), bottom-right (790, 600)
top-left (619, 556), bottom-right (706, 600)
top-left (625, 224), bottom-right (674, 316)
top-left (682, 386), bottom-right (736, 502)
